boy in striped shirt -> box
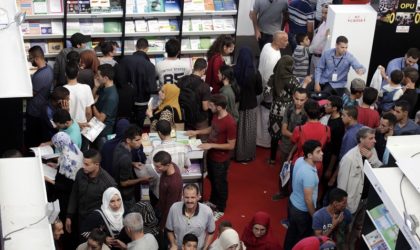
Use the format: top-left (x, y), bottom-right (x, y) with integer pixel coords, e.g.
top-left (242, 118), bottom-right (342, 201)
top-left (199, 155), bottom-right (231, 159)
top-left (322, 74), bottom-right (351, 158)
top-left (293, 33), bottom-right (311, 82)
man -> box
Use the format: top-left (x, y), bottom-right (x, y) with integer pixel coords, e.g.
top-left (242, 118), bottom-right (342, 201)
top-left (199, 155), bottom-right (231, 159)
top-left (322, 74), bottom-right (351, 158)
top-left (182, 233), bottom-right (199, 250)
top-left (315, 36), bottom-right (366, 96)
top-left (309, 3), bottom-right (329, 74)
top-left (375, 113), bottom-right (397, 164)
top-left (257, 31), bottom-right (288, 148)
top-left (153, 151), bottom-right (183, 248)
top-left (272, 88), bottom-right (308, 200)
top-left (54, 32), bottom-right (90, 87)
top-left (25, 45), bottom-right (54, 147)
top-left (186, 95), bottom-right (237, 217)
top-left (76, 228), bottom-right (110, 250)
top-left (177, 58), bottom-right (211, 131)
top-left (115, 38), bottom-right (157, 128)
top-left (113, 125), bottom-right (151, 209)
top-left (342, 78), bottom-right (365, 108)
top-left (339, 106), bottom-right (363, 159)
top-left (52, 108), bottom-right (82, 149)
top-left (156, 38), bottom-right (191, 86)
top-left (337, 127), bottom-right (382, 250)
top-left (66, 149), bottom-right (117, 233)
top-left (249, 0), bottom-right (288, 50)
top-left (384, 47), bottom-right (419, 86)
top-left (288, 0), bottom-right (315, 51)
top-left (397, 68), bottom-right (419, 119)
top-left (64, 62), bottom-right (94, 127)
top-left (166, 184), bottom-right (215, 250)
top-left (284, 140), bottom-right (324, 250)
top-left (357, 87), bottom-right (380, 128)
top-left (114, 213), bottom-right (158, 249)
top-left (92, 64), bottom-right (119, 147)
top-left (393, 100), bottom-right (420, 135)
top-left (312, 188), bottom-right (351, 250)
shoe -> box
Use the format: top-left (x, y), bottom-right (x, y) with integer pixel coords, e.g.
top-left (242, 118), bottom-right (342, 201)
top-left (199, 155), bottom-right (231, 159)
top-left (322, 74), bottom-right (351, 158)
top-left (281, 219), bottom-right (289, 229)
top-left (213, 211), bottom-right (225, 221)
top-left (272, 192), bottom-right (289, 201)
top-left (203, 201), bottom-right (217, 211)
top-left (266, 158), bottom-right (275, 166)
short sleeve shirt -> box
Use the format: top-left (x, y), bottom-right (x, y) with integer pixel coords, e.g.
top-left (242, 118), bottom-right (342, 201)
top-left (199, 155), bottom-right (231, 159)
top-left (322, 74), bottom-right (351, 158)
top-left (96, 85), bottom-right (119, 136)
top-left (62, 120), bottom-right (82, 149)
top-left (64, 83), bottom-right (95, 123)
top-left (312, 207), bottom-right (352, 235)
top-left (290, 157), bottom-right (319, 212)
top-left (156, 59), bottom-right (192, 86)
top-left (207, 114), bottom-right (237, 162)
top-left (253, 0), bottom-right (288, 35)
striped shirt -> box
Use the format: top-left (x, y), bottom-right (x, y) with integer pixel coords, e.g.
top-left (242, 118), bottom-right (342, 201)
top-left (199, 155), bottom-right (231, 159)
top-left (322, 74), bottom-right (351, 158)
top-left (288, 0), bottom-right (315, 34)
top-left (292, 45), bottom-right (310, 78)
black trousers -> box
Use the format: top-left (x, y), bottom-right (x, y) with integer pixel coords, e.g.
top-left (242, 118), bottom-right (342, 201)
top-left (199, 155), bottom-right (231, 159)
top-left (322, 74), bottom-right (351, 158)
top-left (283, 201), bottom-right (313, 250)
top-left (258, 32), bottom-right (273, 51)
top-left (134, 105), bottom-right (148, 129)
top-left (207, 159), bottom-right (230, 212)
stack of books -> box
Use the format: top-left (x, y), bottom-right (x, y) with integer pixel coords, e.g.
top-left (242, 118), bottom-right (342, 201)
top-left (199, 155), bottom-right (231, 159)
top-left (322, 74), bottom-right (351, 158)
top-left (125, 18), bottom-right (179, 33)
top-left (24, 40), bottom-right (64, 55)
top-left (182, 17), bottom-right (235, 32)
top-left (21, 20), bottom-right (63, 35)
top-left (66, 19), bottom-right (122, 35)
top-left (184, 0), bottom-right (236, 11)
top-left (181, 37), bottom-right (214, 50)
top-left (17, 0), bottom-right (63, 15)
top-left (126, 0), bottom-right (180, 14)
top-left (124, 37), bottom-right (166, 53)
top-left (67, 0), bottom-right (123, 14)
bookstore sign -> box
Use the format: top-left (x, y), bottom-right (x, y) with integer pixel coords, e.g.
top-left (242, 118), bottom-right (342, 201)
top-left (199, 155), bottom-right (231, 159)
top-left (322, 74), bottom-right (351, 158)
top-left (379, 0), bottom-right (420, 33)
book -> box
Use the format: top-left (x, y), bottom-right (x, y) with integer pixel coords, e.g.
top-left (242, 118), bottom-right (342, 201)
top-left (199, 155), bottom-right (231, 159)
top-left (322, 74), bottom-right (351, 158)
top-left (43, 163), bottom-right (58, 181)
top-left (33, 0), bottom-right (48, 14)
top-left (135, 0), bottom-right (148, 13)
top-left (30, 146), bottom-right (60, 160)
top-left (190, 37), bottom-right (200, 49)
top-left (47, 200), bottom-right (60, 224)
top-left (223, 17), bottom-right (235, 30)
top-left (181, 38), bottom-right (191, 50)
top-left (40, 21), bottom-right (52, 34)
top-left (92, 19), bottom-right (104, 33)
top-left (191, 18), bottom-right (202, 32)
top-left (125, 20), bottom-right (136, 33)
top-left (124, 39), bottom-right (136, 52)
top-left (169, 19), bottom-right (179, 31)
top-left (67, 0), bottom-right (80, 13)
top-left (201, 17), bottom-right (213, 31)
top-left (20, 0), bottom-right (33, 15)
top-left (148, 0), bottom-right (165, 12)
top-left (48, 41), bottom-right (64, 53)
top-left (213, 0), bottom-right (223, 11)
top-left (212, 17), bottom-right (224, 31)
top-left (158, 19), bottom-right (171, 32)
top-left (147, 19), bottom-right (160, 32)
top-left (126, 0), bottom-right (136, 13)
top-left (51, 20), bottom-right (63, 34)
top-left (204, 0), bottom-right (215, 11)
top-left (48, 0), bottom-right (63, 13)
top-left (183, 0), bottom-right (194, 11)
top-left (164, 0), bottom-right (180, 12)
top-left (81, 117), bottom-right (106, 142)
top-left (134, 19), bottom-right (148, 32)
top-left (182, 162), bottom-right (201, 177)
top-left (28, 21), bottom-right (41, 34)
top-left (369, 204), bottom-right (399, 249)
top-left (90, 0), bottom-right (110, 13)
top-left (21, 22), bottom-right (30, 34)
top-left (110, 0), bottom-right (123, 12)
top-left (199, 37), bottom-right (211, 49)
top-left (364, 230), bottom-right (388, 250)
top-left (182, 19), bottom-right (191, 32)
top-left (80, 19), bottom-right (94, 34)
top-left (78, 0), bottom-right (91, 13)
top-left (222, 0), bottom-right (236, 10)
top-left (104, 20), bottom-right (121, 33)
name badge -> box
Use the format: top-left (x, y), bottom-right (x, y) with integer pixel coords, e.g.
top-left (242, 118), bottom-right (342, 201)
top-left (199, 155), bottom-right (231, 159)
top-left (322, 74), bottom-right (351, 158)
top-left (332, 73), bottom-right (338, 82)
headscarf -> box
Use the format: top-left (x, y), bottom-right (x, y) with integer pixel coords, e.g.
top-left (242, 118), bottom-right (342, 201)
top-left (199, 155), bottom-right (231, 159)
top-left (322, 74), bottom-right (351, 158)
top-left (234, 47), bottom-right (255, 87)
top-left (51, 132), bottom-right (83, 180)
top-left (101, 187), bottom-right (124, 232)
top-left (156, 84), bottom-right (182, 120)
top-left (272, 55), bottom-right (294, 96)
top-left (100, 119), bottom-right (130, 175)
top-left (219, 228), bottom-right (244, 250)
top-left (241, 211), bottom-right (281, 250)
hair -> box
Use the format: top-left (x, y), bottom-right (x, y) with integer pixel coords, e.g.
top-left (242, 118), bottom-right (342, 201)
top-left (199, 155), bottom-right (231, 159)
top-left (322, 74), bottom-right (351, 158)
top-left (153, 151), bottom-right (172, 165)
top-left (207, 35), bottom-right (235, 59)
top-left (219, 221), bottom-right (233, 231)
top-left (304, 99), bottom-right (321, 120)
top-left (80, 50), bottom-right (100, 75)
top-left (403, 67), bottom-right (419, 83)
top-left (88, 228), bottom-right (107, 246)
top-left (327, 95), bottom-right (343, 111)
top-left (303, 140), bottom-right (322, 158)
top-left (51, 86), bottom-right (70, 102)
top-left (328, 188), bottom-right (348, 205)
top-left (98, 64), bottom-right (115, 81)
top-left (336, 36), bottom-right (348, 44)
top-left (382, 112), bottom-right (397, 126)
top-left (53, 109), bottom-right (72, 124)
top-left (390, 69), bottom-right (403, 84)
top-left (193, 58), bottom-right (208, 71)
top-left (136, 38), bottom-right (149, 50)
top-left (65, 62), bottom-right (79, 80)
top-left (100, 41), bottom-right (115, 56)
top-left (28, 45), bottom-right (45, 59)
top-left (394, 99), bottom-right (410, 113)
top-left (123, 125), bottom-right (141, 141)
top-left (66, 51), bottom-right (80, 65)
top-left (123, 213), bottom-right (144, 233)
top-left (156, 119), bottom-right (171, 136)
top-left (295, 87), bottom-right (308, 96)
top-left (350, 87), bottom-right (364, 95)
top-left (406, 47), bottom-right (420, 59)
top-left (165, 38), bottom-right (181, 57)
top-left (343, 106), bottom-right (358, 120)
top-left (182, 233), bottom-right (198, 245)
top-left (2, 149), bottom-right (23, 158)
top-left (83, 149), bottom-right (101, 164)
top-left (356, 126), bottom-right (376, 143)
top-left (209, 94), bottom-right (228, 109)
top-left (219, 64), bottom-right (236, 84)
top-left (295, 33), bottom-right (308, 45)
top-left (362, 87), bottom-right (378, 106)
top-left (183, 183), bottom-right (200, 195)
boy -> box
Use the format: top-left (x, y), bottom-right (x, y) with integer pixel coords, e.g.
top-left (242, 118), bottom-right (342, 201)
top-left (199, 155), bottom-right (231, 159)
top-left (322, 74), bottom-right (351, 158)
top-left (342, 78), bottom-right (365, 108)
top-left (52, 108), bottom-right (82, 149)
top-left (357, 87), bottom-right (380, 128)
top-left (378, 68), bottom-right (403, 113)
top-left (292, 33), bottom-right (311, 80)
top-left (182, 233), bottom-right (198, 250)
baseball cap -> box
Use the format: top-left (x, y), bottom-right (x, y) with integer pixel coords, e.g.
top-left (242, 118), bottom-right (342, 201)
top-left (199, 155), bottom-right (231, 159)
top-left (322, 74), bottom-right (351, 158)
top-left (350, 78), bottom-right (366, 91)
top-left (70, 32), bottom-right (90, 46)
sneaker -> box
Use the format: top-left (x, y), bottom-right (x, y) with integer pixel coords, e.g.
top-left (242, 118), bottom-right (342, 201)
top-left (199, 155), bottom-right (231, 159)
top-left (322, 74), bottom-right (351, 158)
top-left (213, 211), bottom-right (225, 221)
top-left (281, 219), bottom-right (289, 229)
top-left (271, 192), bottom-right (289, 201)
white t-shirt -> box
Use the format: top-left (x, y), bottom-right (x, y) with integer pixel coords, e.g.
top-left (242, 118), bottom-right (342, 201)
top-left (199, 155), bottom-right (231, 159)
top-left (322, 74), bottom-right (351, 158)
top-left (127, 233), bottom-right (159, 250)
top-left (64, 83), bottom-right (95, 123)
top-left (258, 43), bottom-right (281, 86)
top-left (156, 58), bottom-right (192, 86)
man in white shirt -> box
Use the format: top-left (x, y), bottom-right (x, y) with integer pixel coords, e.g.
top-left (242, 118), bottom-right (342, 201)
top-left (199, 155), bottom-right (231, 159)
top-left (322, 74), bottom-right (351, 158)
top-left (156, 38), bottom-right (192, 87)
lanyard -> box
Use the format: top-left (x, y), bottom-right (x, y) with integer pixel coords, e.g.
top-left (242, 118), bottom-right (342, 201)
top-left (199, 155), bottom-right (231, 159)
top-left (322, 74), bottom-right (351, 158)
top-left (332, 56), bottom-right (344, 71)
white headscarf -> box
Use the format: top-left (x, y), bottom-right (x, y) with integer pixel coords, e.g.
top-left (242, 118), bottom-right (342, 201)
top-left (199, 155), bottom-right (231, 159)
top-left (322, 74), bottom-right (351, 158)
top-left (219, 228), bottom-right (244, 250)
top-left (101, 187), bottom-right (124, 232)
top-left (51, 132), bottom-right (83, 180)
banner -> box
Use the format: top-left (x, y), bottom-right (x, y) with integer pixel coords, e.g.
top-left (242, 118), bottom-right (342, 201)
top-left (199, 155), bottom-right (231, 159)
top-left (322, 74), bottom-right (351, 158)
top-left (378, 0), bottom-right (420, 33)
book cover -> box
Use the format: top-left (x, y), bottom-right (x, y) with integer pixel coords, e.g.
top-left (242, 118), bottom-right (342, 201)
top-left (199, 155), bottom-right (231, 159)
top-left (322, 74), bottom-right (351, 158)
top-left (48, 41), bottom-right (64, 53)
top-left (369, 204), bottom-right (399, 249)
top-left (48, 0), bottom-right (63, 13)
top-left (204, 0), bottom-right (215, 11)
top-left (126, 0), bottom-right (136, 13)
top-left (212, 17), bottom-right (224, 31)
top-left (191, 18), bottom-right (202, 32)
top-left (135, 0), bottom-right (148, 13)
top-left (201, 17), bottom-right (213, 31)
top-left (67, 0), bottom-right (80, 13)
top-left (67, 20), bottom-right (80, 35)
top-left (183, 0), bottom-right (194, 11)
top-left (192, 0), bottom-right (205, 11)
top-left (33, 0), bottom-right (48, 14)
top-left (148, 0), bottom-right (165, 12)
top-left (103, 20), bottom-right (122, 33)
top-left (82, 117), bottom-right (106, 142)
top-left (51, 21), bottom-right (63, 34)
top-left (199, 37), bottom-right (211, 49)
top-left (21, 22), bottom-right (30, 34)
top-left (92, 19), bottom-right (104, 33)
top-left (40, 21), bottom-right (52, 34)
top-left (182, 19), bottom-right (191, 32)
top-left (147, 19), bottom-right (160, 32)
top-left (213, 0), bottom-right (223, 11)
top-left (110, 0), bottom-right (123, 12)
top-left (124, 39), bottom-right (136, 52)
top-left (125, 20), bottom-right (136, 33)
top-left (169, 19), bottom-right (179, 31)
top-left (90, 0), bottom-right (110, 13)
top-left (28, 21), bottom-right (41, 35)
top-left (30, 146), bottom-right (60, 160)
top-left (78, 0), bottom-right (91, 13)
top-left (30, 41), bottom-right (48, 53)
top-left (222, 0), bottom-right (236, 10)
top-left (181, 38), bottom-right (191, 50)
top-left (80, 19), bottom-right (94, 34)
top-left (134, 20), bottom-right (148, 32)
top-left (20, 0), bottom-right (33, 15)
top-left (158, 19), bottom-right (171, 32)
top-left (164, 0), bottom-right (180, 12)
top-left (223, 16), bottom-right (235, 30)
top-left (190, 37), bottom-right (200, 49)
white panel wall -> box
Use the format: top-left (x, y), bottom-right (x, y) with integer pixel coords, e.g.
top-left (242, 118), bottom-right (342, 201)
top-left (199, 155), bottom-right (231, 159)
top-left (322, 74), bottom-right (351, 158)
top-left (237, 0), bottom-right (255, 36)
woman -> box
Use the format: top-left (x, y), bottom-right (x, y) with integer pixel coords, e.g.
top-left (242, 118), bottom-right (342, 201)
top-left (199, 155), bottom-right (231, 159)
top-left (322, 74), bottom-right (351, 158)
top-left (80, 187), bottom-right (130, 249)
top-left (241, 212), bottom-right (281, 250)
top-left (78, 50), bottom-right (100, 89)
top-left (206, 35), bottom-right (235, 94)
top-left (234, 47), bottom-right (262, 163)
top-left (219, 64), bottom-right (239, 122)
top-left (267, 56), bottom-right (310, 164)
top-left (146, 83), bottom-right (183, 132)
top-left (219, 228), bottom-right (246, 250)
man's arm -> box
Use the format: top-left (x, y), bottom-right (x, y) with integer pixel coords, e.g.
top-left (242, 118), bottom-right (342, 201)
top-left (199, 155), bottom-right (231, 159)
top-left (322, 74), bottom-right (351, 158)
top-left (199, 139), bottom-right (236, 151)
top-left (167, 231), bottom-right (178, 250)
top-left (203, 232), bottom-right (214, 250)
top-left (350, 54), bottom-right (366, 75)
top-left (66, 176), bottom-right (79, 233)
top-left (85, 106), bottom-right (93, 121)
top-left (314, 53), bottom-right (327, 92)
top-left (249, 10), bottom-right (261, 41)
top-left (186, 126), bottom-right (212, 137)
top-left (92, 105), bottom-right (106, 122)
top-left (337, 157), bottom-right (351, 191)
top-left (281, 123), bottom-right (292, 139)
top-left (202, 100), bottom-right (209, 111)
top-left (303, 187), bottom-right (316, 216)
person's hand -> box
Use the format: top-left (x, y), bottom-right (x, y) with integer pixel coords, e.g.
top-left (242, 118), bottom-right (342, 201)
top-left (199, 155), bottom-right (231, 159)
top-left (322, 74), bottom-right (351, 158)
top-left (355, 68), bottom-right (365, 75)
top-left (105, 236), bottom-right (114, 247)
top-left (185, 130), bottom-right (197, 137)
top-left (44, 176), bottom-right (55, 185)
top-left (146, 108), bottom-right (153, 118)
top-left (332, 212), bottom-right (344, 227)
top-left (139, 176), bottom-right (154, 183)
top-left (170, 245), bottom-right (178, 250)
top-left (328, 175), bottom-right (337, 187)
top-left (60, 99), bottom-right (69, 111)
top-left (378, 65), bottom-right (386, 77)
top-left (360, 147), bottom-right (373, 159)
top-left (39, 141), bottom-right (51, 147)
top-left (47, 162), bottom-right (58, 169)
top-left (112, 239), bottom-right (127, 249)
top-left (198, 143), bottom-right (212, 150)
top-left (65, 218), bottom-right (72, 233)
top-left (255, 29), bottom-right (261, 41)
top-left (132, 162), bottom-right (144, 170)
top-left (78, 122), bottom-right (90, 129)
top-left (315, 83), bottom-right (321, 93)
top-left (302, 75), bottom-right (312, 88)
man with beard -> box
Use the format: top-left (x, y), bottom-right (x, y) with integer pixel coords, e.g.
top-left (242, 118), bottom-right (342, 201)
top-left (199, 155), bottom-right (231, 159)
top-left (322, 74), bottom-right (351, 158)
top-left (375, 112), bottom-right (397, 164)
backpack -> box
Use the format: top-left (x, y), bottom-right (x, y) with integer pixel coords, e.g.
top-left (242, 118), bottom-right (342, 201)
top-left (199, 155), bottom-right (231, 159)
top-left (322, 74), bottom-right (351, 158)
top-left (177, 75), bottom-right (202, 126)
top-left (380, 88), bottom-right (399, 112)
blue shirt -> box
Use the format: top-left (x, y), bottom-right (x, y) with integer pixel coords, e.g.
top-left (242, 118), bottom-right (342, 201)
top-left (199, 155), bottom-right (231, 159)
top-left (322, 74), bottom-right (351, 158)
top-left (342, 93), bottom-right (358, 108)
top-left (27, 65), bottom-right (54, 117)
top-left (96, 85), bottom-right (119, 136)
top-left (62, 120), bottom-right (82, 149)
top-left (290, 157), bottom-right (319, 212)
top-left (339, 123), bottom-right (363, 159)
top-left (385, 57), bottom-right (418, 83)
top-left (394, 120), bottom-right (420, 135)
top-left (312, 207), bottom-right (352, 234)
top-left (288, 0), bottom-right (315, 34)
top-left (315, 48), bottom-right (365, 89)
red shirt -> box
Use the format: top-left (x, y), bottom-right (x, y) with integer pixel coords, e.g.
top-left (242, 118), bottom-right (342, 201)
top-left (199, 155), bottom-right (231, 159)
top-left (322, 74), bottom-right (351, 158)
top-left (205, 53), bottom-right (224, 94)
top-left (357, 106), bottom-right (380, 128)
top-left (207, 114), bottom-right (237, 162)
top-left (158, 165), bottom-right (182, 229)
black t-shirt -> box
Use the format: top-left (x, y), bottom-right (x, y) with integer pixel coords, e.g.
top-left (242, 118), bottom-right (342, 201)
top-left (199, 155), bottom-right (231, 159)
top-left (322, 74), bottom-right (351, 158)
top-left (178, 74), bottom-right (211, 123)
top-left (399, 89), bottom-right (418, 119)
top-left (375, 131), bottom-right (386, 161)
top-left (361, 156), bottom-right (370, 199)
top-left (327, 115), bottom-right (345, 157)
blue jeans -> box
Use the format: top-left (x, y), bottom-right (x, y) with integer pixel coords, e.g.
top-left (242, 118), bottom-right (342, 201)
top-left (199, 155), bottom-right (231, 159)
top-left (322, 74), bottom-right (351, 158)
top-left (207, 159), bottom-right (230, 212)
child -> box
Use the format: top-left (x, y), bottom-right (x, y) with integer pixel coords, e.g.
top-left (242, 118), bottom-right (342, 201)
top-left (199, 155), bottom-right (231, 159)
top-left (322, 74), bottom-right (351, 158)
top-left (292, 33), bottom-right (311, 81)
top-left (53, 108), bottom-right (82, 149)
top-left (379, 68), bottom-right (403, 113)
top-left (357, 87), bottom-right (380, 128)
top-left (342, 78), bottom-right (365, 108)
top-left (182, 233), bottom-right (198, 250)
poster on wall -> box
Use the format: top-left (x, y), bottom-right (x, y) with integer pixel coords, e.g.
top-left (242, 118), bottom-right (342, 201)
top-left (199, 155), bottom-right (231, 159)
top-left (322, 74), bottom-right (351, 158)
top-left (377, 0), bottom-right (420, 33)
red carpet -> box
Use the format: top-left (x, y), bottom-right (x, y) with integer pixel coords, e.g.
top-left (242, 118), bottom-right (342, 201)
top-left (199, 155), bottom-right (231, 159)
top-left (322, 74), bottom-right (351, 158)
top-left (202, 147), bottom-right (288, 247)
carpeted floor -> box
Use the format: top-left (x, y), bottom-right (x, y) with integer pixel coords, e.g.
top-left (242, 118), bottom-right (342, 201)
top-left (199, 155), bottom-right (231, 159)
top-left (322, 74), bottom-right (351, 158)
top-left (202, 146), bottom-right (288, 247)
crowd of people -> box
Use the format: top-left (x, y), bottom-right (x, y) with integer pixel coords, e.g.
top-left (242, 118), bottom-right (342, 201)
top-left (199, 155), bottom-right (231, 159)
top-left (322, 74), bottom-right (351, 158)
top-left (8, 0), bottom-right (420, 249)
